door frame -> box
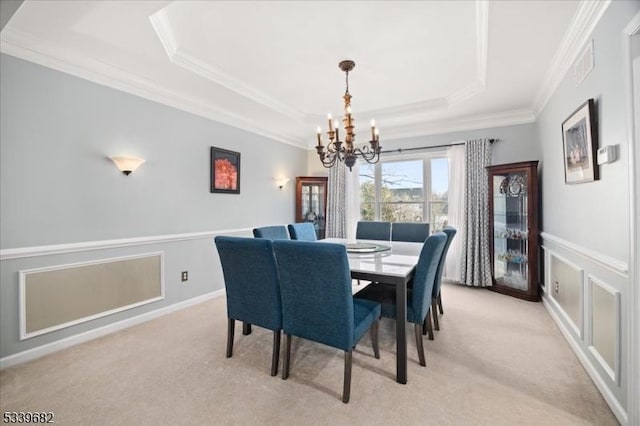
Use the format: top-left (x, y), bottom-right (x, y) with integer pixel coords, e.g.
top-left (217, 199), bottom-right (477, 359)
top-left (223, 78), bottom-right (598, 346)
top-left (622, 10), bottom-right (640, 426)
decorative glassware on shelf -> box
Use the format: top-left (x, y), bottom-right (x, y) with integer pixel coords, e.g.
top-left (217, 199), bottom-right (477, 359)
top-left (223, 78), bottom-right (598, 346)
top-left (487, 161), bottom-right (539, 301)
top-left (496, 228), bottom-right (529, 240)
top-left (497, 250), bottom-right (528, 264)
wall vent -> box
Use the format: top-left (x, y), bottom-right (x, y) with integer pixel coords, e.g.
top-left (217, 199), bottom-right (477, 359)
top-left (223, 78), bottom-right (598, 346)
top-left (575, 40), bottom-right (594, 86)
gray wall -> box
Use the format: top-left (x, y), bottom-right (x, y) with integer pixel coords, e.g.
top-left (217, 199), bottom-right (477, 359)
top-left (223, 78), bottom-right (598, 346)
top-left (0, 54), bottom-right (305, 248)
top-left (307, 122), bottom-right (539, 176)
top-left (382, 123), bottom-right (539, 166)
top-left (536, 1), bottom-right (635, 262)
top-left (0, 54), bottom-right (307, 358)
top-left (536, 1), bottom-right (639, 419)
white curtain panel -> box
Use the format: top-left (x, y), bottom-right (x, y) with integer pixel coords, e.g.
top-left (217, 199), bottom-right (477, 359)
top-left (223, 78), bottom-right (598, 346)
top-left (446, 144), bottom-right (466, 282)
top-left (460, 139), bottom-right (493, 287)
top-left (326, 162), bottom-right (347, 238)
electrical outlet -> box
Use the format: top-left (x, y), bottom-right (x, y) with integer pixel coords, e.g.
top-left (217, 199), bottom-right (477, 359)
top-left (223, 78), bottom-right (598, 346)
top-left (181, 271), bottom-right (188, 282)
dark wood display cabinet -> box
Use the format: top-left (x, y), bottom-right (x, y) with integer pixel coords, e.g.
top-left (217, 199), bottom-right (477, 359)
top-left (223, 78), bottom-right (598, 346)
top-left (487, 161), bottom-right (540, 301)
top-left (295, 177), bottom-right (328, 239)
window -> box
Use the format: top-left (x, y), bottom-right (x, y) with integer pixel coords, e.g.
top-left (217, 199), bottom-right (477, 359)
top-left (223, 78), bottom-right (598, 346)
top-left (359, 155), bottom-right (449, 232)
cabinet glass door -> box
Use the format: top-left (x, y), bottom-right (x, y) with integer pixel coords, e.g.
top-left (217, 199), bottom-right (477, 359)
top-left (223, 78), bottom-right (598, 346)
top-left (296, 177), bottom-right (327, 239)
top-left (492, 171), bottom-right (529, 291)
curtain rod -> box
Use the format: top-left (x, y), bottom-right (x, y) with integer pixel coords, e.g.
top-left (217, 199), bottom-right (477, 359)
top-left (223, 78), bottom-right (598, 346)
top-left (380, 138), bottom-right (498, 154)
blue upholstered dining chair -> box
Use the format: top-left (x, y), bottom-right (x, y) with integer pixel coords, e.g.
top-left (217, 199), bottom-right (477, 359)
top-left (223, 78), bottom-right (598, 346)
top-left (391, 222), bottom-right (430, 242)
top-left (272, 240), bottom-right (381, 403)
top-left (354, 232), bottom-right (447, 367)
top-left (355, 221), bottom-right (391, 241)
top-left (429, 226), bottom-right (457, 334)
top-left (287, 222), bottom-right (317, 241)
top-left (252, 225), bottom-right (290, 240)
top-left (214, 236), bottom-right (282, 376)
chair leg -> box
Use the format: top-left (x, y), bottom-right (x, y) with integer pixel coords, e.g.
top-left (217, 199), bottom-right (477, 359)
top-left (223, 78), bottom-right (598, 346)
top-left (370, 320), bottom-right (380, 359)
top-left (242, 322), bottom-right (252, 335)
top-left (226, 318), bottom-right (235, 358)
top-left (414, 323), bottom-right (426, 367)
top-left (438, 293), bottom-right (444, 315)
top-left (422, 311), bottom-right (434, 338)
top-left (432, 299), bottom-right (440, 331)
top-left (282, 334), bottom-right (291, 380)
top-left (271, 330), bottom-right (281, 377)
top-left (425, 309), bottom-right (434, 340)
top-left (343, 351), bottom-right (352, 403)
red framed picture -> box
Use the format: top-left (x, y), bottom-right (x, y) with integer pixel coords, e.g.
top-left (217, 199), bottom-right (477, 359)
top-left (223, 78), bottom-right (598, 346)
top-left (210, 147), bottom-right (240, 194)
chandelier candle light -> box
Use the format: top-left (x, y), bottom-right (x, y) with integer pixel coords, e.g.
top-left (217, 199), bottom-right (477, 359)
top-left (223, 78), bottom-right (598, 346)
top-left (315, 60), bottom-right (381, 171)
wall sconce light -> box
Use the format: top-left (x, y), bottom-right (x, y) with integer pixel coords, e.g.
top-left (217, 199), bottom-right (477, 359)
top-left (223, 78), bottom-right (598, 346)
top-left (274, 177), bottom-right (290, 189)
top-left (109, 156), bottom-right (146, 176)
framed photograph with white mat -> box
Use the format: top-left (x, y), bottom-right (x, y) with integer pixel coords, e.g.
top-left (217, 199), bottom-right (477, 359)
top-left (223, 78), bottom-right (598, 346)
top-left (562, 98), bottom-right (599, 184)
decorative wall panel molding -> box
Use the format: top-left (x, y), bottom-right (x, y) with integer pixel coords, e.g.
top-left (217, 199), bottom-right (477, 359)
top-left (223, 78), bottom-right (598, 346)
top-left (19, 253), bottom-right (165, 340)
top-left (547, 251), bottom-right (584, 339)
top-left (588, 275), bottom-right (621, 385)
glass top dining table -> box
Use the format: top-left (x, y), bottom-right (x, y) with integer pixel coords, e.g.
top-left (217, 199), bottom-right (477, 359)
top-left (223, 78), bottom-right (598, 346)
top-left (322, 238), bottom-right (423, 384)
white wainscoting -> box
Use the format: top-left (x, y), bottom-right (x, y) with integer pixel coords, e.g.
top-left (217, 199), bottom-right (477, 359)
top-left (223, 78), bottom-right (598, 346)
top-left (588, 275), bottom-right (621, 385)
top-left (541, 232), bottom-right (628, 425)
top-left (547, 252), bottom-right (584, 338)
top-left (0, 227), bottom-right (253, 260)
top-left (19, 252), bottom-right (165, 340)
top-left (0, 227), bottom-right (252, 369)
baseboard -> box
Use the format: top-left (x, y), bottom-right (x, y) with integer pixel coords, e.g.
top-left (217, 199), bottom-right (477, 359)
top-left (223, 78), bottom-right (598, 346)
top-left (542, 293), bottom-right (628, 425)
top-left (0, 289), bottom-right (225, 369)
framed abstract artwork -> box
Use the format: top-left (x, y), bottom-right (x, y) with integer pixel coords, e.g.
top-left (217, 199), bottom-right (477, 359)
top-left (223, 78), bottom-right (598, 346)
top-left (210, 147), bottom-right (240, 194)
top-left (561, 99), bottom-right (599, 184)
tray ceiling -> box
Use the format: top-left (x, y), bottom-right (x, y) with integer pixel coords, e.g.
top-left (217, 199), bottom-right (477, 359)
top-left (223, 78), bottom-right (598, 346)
top-left (0, 1), bottom-right (609, 148)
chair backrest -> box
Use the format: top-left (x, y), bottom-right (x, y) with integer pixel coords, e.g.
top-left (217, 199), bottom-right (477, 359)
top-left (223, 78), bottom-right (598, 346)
top-left (391, 222), bottom-right (430, 242)
top-left (432, 226), bottom-right (457, 298)
top-left (215, 236), bottom-right (282, 331)
top-left (355, 221), bottom-right (391, 241)
top-left (287, 223), bottom-right (317, 241)
top-left (253, 225), bottom-right (290, 240)
top-left (273, 240), bottom-right (355, 351)
top-left (410, 232), bottom-right (447, 322)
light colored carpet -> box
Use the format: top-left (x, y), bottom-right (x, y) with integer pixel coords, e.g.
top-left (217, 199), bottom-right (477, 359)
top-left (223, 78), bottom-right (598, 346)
top-left (0, 283), bottom-right (617, 426)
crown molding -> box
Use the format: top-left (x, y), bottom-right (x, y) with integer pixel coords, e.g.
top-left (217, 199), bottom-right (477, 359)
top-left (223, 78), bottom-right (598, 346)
top-left (149, 0), bottom-right (490, 128)
top-left (0, 28), bottom-right (305, 149)
top-left (378, 108), bottom-right (536, 142)
top-left (531, 0), bottom-right (611, 114)
top-left (149, 8), bottom-right (305, 121)
top-left (148, 7), bottom-right (177, 57)
top-left (1, 0), bottom-right (504, 151)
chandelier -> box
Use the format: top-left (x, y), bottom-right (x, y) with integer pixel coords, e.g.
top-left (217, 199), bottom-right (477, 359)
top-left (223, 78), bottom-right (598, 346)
top-left (315, 60), bottom-right (381, 171)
